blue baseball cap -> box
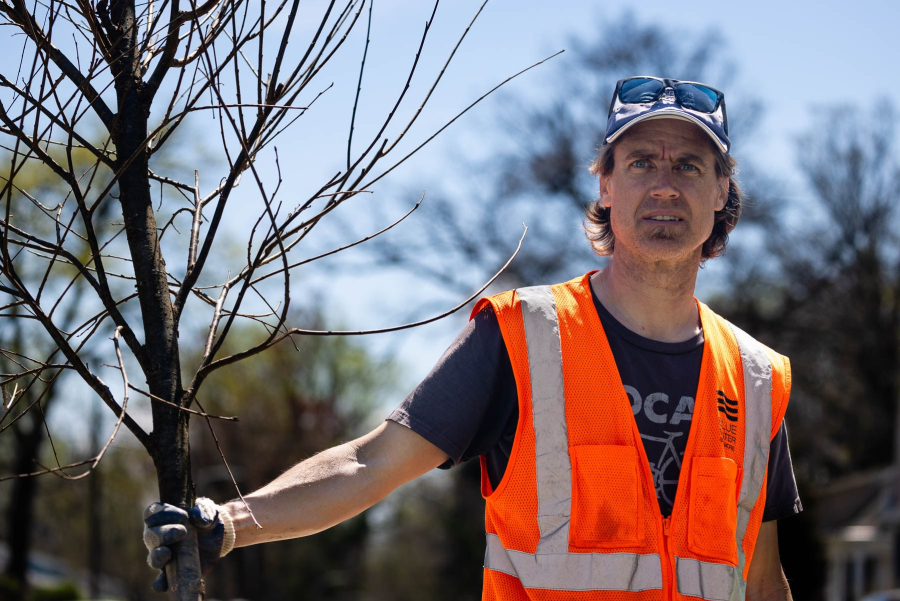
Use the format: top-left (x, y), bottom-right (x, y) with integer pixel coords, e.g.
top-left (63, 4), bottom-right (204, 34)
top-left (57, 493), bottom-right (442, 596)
top-left (604, 77), bottom-right (730, 153)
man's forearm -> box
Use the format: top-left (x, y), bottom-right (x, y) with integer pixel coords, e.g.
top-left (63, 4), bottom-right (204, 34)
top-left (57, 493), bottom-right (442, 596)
top-left (222, 421), bottom-right (448, 547)
top-left (224, 442), bottom-right (382, 547)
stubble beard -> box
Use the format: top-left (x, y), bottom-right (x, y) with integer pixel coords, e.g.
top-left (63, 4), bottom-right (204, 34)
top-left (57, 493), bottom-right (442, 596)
top-left (648, 226), bottom-right (679, 241)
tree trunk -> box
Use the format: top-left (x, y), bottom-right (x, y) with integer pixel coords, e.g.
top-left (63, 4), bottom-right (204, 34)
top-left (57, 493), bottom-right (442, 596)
top-left (3, 412), bottom-right (43, 601)
top-left (88, 399), bottom-right (103, 600)
top-left (107, 1), bottom-right (201, 598)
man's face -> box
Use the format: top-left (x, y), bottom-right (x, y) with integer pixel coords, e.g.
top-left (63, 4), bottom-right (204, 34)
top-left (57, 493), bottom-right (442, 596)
top-left (599, 118), bottom-right (729, 264)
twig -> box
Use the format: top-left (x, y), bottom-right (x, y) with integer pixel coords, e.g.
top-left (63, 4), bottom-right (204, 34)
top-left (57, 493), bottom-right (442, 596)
top-left (194, 397), bottom-right (260, 527)
top-left (0, 457), bottom-right (95, 482)
top-left (252, 191), bottom-right (424, 284)
top-left (191, 224), bottom-right (527, 386)
top-left (0, 0), bottom-right (115, 129)
top-left (0, 327), bottom-right (136, 481)
top-left (346, 0), bottom-right (372, 171)
top-left (91, 326), bottom-right (129, 467)
top-left (127, 384), bottom-right (238, 421)
top-left (365, 50), bottom-right (565, 189)
top-left (189, 169), bottom-right (202, 268)
top-left (4, 382), bottom-right (20, 409)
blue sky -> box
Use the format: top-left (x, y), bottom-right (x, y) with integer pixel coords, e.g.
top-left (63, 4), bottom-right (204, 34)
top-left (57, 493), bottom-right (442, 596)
top-left (366, 0), bottom-right (898, 180)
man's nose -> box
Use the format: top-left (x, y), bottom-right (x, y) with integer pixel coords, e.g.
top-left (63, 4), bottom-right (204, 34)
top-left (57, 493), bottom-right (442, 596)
top-left (649, 169), bottom-right (679, 199)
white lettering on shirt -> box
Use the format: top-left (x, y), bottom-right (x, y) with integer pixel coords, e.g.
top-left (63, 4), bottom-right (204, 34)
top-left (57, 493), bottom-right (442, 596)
top-left (644, 392), bottom-right (669, 424)
top-left (670, 396), bottom-right (694, 425)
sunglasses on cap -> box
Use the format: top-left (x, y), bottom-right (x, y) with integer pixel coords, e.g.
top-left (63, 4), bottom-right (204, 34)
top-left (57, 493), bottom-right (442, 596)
top-left (604, 76), bottom-right (730, 152)
top-left (608, 77), bottom-right (728, 131)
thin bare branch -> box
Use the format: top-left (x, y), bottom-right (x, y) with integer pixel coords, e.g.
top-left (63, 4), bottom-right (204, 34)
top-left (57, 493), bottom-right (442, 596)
top-left (190, 225), bottom-right (528, 387)
top-left (1, 218), bottom-right (144, 360)
top-left (1, 272), bottom-right (149, 446)
top-left (0, 0), bottom-right (115, 129)
top-left (0, 457), bottom-right (95, 482)
top-left (346, 0), bottom-right (372, 171)
top-left (194, 396), bottom-right (260, 527)
top-left (0, 73), bottom-right (115, 167)
top-left (91, 326), bottom-right (129, 467)
top-left (128, 384), bottom-right (238, 420)
top-left (366, 50), bottom-right (565, 189)
top-left (251, 191), bottom-right (424, 285)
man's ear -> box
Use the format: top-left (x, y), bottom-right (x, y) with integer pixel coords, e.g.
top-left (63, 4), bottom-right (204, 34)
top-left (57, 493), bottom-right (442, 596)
top-left (715, 176), bottom-right (729, 212)
top-left (600, 174), bottom-right (613, 208)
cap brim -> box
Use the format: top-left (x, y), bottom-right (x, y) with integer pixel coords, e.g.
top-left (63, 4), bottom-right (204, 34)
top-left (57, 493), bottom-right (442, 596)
top-left (605, 108), bottom-right (729, 153)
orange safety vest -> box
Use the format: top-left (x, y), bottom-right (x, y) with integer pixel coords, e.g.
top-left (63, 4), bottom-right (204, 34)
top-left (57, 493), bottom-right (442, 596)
top-left (471, 273), bottom-right (791, 601)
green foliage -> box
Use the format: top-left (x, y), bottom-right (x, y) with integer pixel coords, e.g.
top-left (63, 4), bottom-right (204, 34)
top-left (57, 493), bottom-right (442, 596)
top-left (0, 576), bottom-right (82, 601)
top-left (30, 582), bottom-right (82, 601)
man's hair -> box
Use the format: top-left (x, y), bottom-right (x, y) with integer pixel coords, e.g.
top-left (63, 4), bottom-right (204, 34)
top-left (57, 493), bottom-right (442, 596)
top-left (584, 140), bottom-right (742, 261)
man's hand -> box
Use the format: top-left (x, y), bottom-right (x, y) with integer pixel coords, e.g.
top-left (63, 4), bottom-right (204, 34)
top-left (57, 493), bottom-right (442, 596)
top-left (142, 498), bottom-right (236, 592)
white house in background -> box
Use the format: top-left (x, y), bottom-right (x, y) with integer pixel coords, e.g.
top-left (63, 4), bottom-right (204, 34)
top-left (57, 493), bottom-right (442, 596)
top-left (815, 466), bottom-right (900, 601)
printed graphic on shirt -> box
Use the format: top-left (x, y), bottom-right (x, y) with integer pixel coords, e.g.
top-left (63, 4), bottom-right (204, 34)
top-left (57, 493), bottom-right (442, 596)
top-left (625, 385), bottom-right (694, 509)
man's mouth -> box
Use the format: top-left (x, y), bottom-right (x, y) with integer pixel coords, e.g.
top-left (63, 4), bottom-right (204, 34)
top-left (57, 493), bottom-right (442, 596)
top-left (647, 216), bottom-right (683, 221)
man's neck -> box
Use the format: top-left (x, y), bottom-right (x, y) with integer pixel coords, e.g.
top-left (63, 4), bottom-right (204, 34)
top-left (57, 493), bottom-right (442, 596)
top-left (590, 253), bottom-right (702, 343)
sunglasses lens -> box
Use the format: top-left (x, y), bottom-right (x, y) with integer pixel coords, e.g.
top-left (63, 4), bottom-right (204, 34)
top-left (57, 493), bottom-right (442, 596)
top-left (674, 84), bottom-right (719, 113)
top-left (619, 78), bottom-right (665, 103)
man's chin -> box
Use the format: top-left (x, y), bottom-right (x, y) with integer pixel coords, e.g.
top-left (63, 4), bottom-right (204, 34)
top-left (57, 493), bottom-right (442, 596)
top-left (647, 226), bottom-right (682, 241)
top-left (630, 234), bottom-right (703, 263)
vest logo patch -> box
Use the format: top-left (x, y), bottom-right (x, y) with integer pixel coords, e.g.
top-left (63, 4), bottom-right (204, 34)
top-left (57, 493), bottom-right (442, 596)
top-left (716, 390), bottom-right (738, 422)
top-left (716, 390), bottom-right (739, 451)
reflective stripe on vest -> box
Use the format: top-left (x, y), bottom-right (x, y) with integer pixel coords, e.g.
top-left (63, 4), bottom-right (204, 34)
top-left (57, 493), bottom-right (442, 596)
top-left (674, 557), bottom-right (737, 601)
top-left (486, 533), bottom-right (663, 592)
top-left (674, 324), bottom-right (773, 601)
top-left (518, 286), bottom-right (572, 555)
top-left (730, 323), bottom-right (773, 601)
top-left (483, 285), bottom-right (775, 599)
top-left (484, 286), bottom-right (664, 591)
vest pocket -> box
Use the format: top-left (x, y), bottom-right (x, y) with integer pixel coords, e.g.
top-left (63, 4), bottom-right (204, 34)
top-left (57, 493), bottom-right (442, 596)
top-left (688, 456), bottom-right (739, 564)
top-left (569, 445), bottom-right (643, 548)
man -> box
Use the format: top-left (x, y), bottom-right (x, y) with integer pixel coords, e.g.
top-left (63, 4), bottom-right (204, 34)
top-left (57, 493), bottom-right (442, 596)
top-left (144, 76), bottom-right (801, 600)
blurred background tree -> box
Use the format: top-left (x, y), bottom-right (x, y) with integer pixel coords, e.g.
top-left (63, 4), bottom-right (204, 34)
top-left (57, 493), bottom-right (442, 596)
top-left (356, 14), bottom-right (766, 294)
top-left (0, 147), bottom-right (118, 601)
top-left (714, 103), bottom-right (900, 482)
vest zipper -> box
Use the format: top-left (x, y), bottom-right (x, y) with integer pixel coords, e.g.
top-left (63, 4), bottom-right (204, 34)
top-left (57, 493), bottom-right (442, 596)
top-left (662, 516), bottom-right (673, 600)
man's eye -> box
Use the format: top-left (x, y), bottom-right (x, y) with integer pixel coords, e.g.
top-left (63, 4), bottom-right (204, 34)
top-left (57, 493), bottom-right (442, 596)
top-left (632, 160), bottom-right (648, 168)
top-left (678, 164), bottom-right (698, 172)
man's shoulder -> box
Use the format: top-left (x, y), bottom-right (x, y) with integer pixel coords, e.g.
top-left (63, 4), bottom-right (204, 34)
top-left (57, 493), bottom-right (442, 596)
top-left (700, 302), bottom-right (787, 359)
top-left (471, 273), bottom-right (591, 320)
top-left (700, 303), bottom-right (791, 414)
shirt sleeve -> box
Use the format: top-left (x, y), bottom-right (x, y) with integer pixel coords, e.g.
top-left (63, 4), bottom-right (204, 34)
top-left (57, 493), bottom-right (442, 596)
top-left (761, 421), bottom-right (803, 521)
top-left (387, 305), bottom-right (517, 469)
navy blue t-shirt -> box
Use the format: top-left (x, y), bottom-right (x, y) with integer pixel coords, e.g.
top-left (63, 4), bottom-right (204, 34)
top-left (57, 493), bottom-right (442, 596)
top-left (389, 290), bottom-right (802, 521)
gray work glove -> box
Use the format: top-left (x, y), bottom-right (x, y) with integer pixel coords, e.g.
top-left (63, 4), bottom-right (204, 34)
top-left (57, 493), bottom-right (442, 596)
top-left (142, 497), bottom-right (236, 593)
